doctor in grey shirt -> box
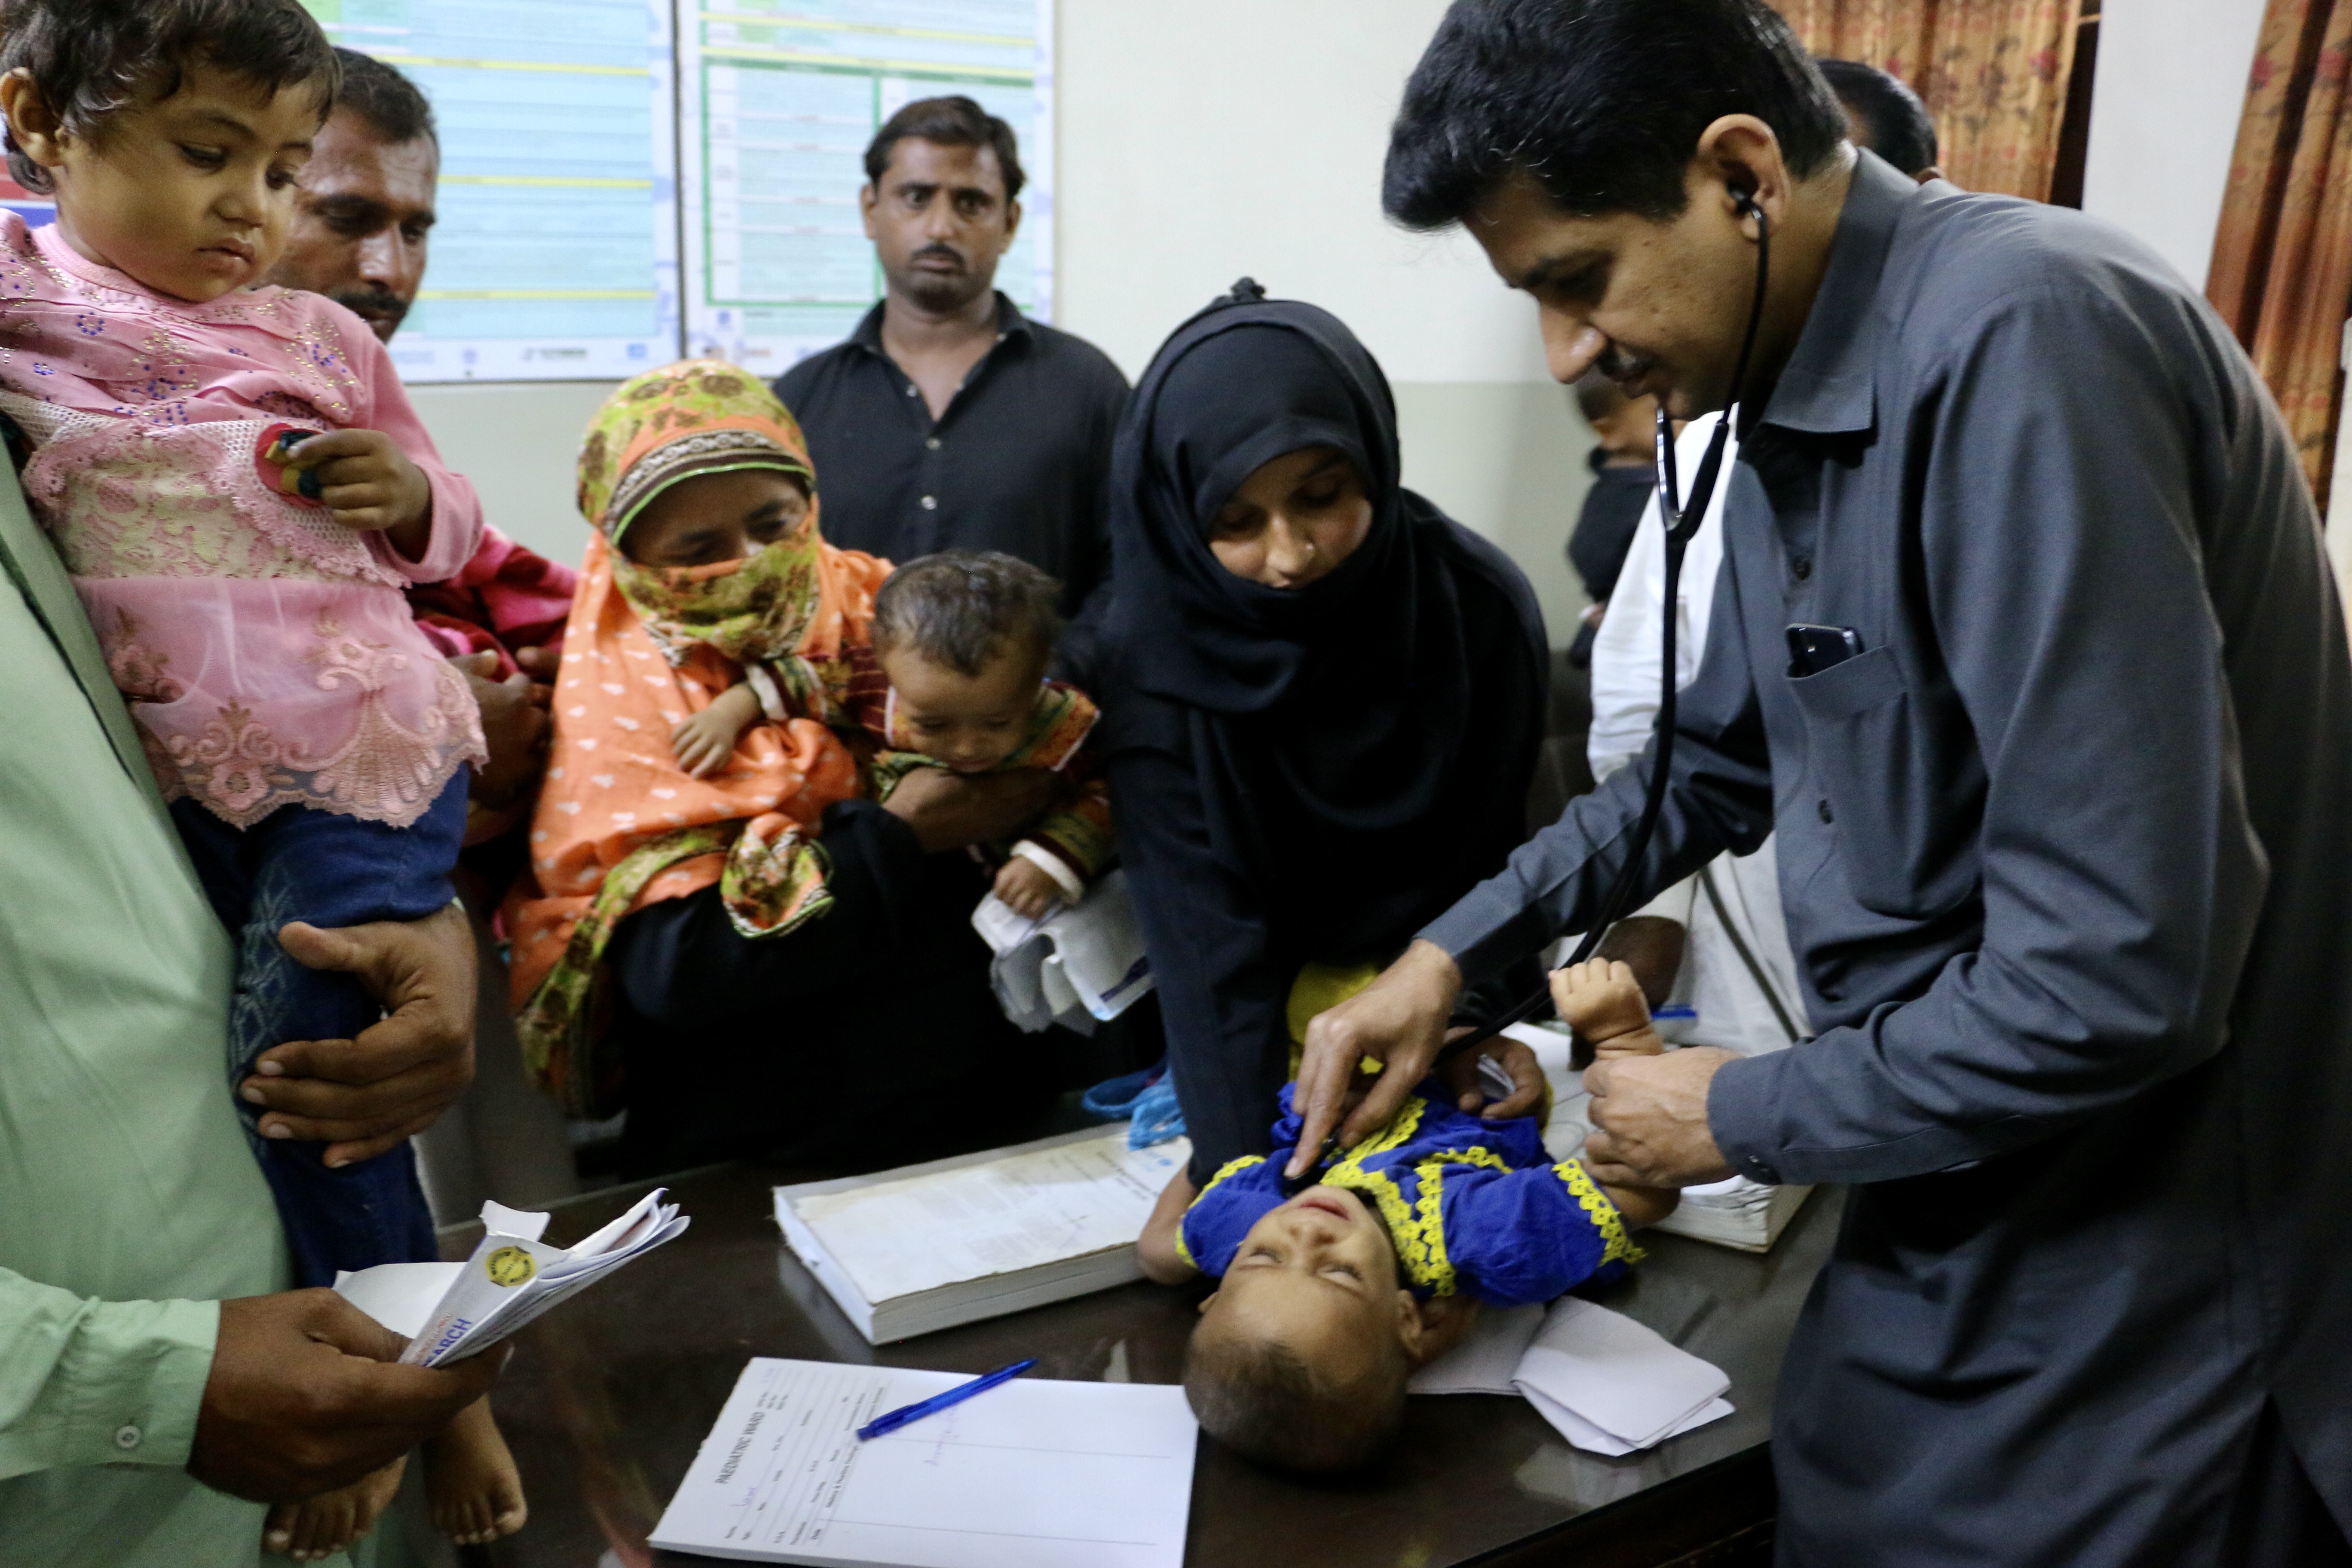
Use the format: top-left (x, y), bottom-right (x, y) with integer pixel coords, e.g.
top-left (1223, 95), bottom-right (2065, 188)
top-left (1297, 3), bottom-right (2352, 1565)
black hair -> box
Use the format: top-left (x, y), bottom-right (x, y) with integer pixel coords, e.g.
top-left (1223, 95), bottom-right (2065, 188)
top-left (330, 45), bottom-right (434, 146)
top-left (871, 550), bottom-right (1061, 677)
top-left (0, 0), bottom-right (339, 194)
top-left (1383, 0), bottom-right (1848, 227)
top-left (1814, 57), bottom-right (1938, 179)
top-left (863, 94), bottom-right (1025, 203)
top-left (1184, 1321), bottom-right (1409, 1475)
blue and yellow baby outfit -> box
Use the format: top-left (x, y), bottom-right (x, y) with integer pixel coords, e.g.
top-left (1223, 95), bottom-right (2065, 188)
top-left (1176, 1078), bottom-right (1643, 1307)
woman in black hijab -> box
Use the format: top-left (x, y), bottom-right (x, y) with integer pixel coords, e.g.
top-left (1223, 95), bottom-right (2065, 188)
top-left (1099, 285), bottom-right (1550, 1186)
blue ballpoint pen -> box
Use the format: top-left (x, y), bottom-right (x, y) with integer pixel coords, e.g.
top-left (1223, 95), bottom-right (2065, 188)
top-left (855, 1359), bottom-right (1038, 1441)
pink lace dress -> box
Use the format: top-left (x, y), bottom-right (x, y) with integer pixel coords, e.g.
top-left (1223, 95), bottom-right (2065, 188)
top-left (0, 214), bottom-right (485, 828)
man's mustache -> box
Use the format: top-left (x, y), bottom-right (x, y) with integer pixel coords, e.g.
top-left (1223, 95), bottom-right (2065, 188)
top-left (1595, 343), bottom-right (1651, 383)
top-left (328, 286), bottom-right (410, 325)
top-left (910, 244), bottom-right (967, 271)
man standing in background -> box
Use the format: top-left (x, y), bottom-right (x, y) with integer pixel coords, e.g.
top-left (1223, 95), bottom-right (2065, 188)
top-left (1815, 56), bottom-right (1944, 186)
top-left (773, 96), bottom-right (1129, 627)
top-left (267, 47), bottom-right (577, 1216)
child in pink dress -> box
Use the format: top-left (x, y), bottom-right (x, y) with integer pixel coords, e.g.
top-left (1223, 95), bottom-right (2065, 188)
top-left (0, 1), bottom-right (519, 1555)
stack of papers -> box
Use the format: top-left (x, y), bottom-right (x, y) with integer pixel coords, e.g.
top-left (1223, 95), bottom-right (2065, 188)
top-left (1410, 1295), bottom-right (1733, 1455)
top-left (650, 1357), bottom-right (1197, 1567)
top-left (776, 1128), bottom-right (1190, 1343)
top-left (334, 1190), bottom-right (688, 1366)
top-left (971, 868), bottom-right (1154, 1033)
top-left (1651, 1175), bottom-right (1813, 1252)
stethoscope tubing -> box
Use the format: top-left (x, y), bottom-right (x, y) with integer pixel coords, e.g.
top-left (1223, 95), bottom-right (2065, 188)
top-left (1285, 194), bottom-right (1774, 1194)
top-left (1435, 193), bottom-right (1773, 1066)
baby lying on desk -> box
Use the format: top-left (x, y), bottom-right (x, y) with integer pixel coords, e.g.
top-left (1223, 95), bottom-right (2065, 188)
top-left (1138, 962), bottom-right (1678, 1473)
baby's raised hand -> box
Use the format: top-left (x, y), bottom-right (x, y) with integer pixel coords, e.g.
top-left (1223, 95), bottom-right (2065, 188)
top-left (282, 430), bottom-right (432, 545)
top-left (671, 707), bottom-right (742, 778)
top-left (1550, 959), bottom-right (1665, 1059)
top-left (992, 856), bottom-right (1063, 920)
top-left (669, 684), bottom-right (763, 778)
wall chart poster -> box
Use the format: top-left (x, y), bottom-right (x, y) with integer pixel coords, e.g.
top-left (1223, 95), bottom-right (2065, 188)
top-left (679, 0), bottom-right (1056, 374)
top-left (301, 0), bottom-right (681, 382)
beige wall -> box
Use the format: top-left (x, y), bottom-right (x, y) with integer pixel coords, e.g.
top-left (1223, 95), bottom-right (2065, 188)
top-left (407, 381), bottom-right (613, 564)
top-left (407, 0), bottom-right (1602, 641)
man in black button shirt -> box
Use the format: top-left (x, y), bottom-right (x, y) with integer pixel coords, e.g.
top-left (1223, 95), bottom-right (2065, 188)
top-left (771, 96), bottom-right (1130, 626)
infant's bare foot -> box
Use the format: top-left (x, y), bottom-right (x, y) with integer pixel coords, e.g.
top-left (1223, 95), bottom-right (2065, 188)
top-left (427, 1396), bottom-right (528, 1546)
top-left (1551, 959), bottom-right (1664, 1056)
top-left (263, 1455), bottom-right (405, 1561)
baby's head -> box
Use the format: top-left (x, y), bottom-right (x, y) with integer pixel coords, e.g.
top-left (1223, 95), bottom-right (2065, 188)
top-left (873, 551), bottom-right (1062, 773)
top-left (1184, 1185), bottom-right (1440, 1474)
top-left (0, 0), bottom-right (340, 302)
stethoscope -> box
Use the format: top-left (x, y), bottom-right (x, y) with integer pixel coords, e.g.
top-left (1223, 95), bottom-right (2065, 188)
top-left (1285, 188), bottom-right (1772, 1193)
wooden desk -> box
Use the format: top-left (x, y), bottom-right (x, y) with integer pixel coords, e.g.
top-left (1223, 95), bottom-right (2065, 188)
top-left (471, 1166), bottom-right (1838, 1568)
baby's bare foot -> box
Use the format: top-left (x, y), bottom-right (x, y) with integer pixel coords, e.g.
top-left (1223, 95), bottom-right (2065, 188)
top-left (1551, 959), bottom-right (1664, 1056)
top-left (426, 1397), bottom-right (528, 1547)
top-left (263, 1455), bottom-right (406, 1561)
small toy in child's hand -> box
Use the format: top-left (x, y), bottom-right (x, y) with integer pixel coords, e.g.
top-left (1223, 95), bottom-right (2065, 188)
top-left (255, 423), bottom-right (325, 504)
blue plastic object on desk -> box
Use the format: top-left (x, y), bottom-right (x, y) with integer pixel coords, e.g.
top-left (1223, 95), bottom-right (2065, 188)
top-left (856, 1358), bottom-right (1037, 1441)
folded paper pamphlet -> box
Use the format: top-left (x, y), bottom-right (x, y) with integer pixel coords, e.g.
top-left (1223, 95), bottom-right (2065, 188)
top-left (972, 867), bottom-right (1153, 1033)
top-left (777, 1127), bottom-right (1189, 1342)
top-left (650, 1357), bottom-right (1197, 1567)
top-left (333, 1190), bottom-right (688, 1366)
top-left (1409, 1295), bottom-right (1733, 1456)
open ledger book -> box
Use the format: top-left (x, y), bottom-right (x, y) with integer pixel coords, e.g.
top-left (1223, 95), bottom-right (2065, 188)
top-left (334, 1191), bottom-right (688, 1365)
top-left (775, 1128), bottom-right (1189, 1343)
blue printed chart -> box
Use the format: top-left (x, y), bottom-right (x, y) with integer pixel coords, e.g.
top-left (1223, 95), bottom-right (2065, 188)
top-left (302, 0), bottom-right (680, 381)
top-left (679, 0), bottom-right (1055, 376)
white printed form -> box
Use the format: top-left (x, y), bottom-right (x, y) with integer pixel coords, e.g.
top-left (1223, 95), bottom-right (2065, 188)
top-left (651, 1358), bottom-right (1197, 1568)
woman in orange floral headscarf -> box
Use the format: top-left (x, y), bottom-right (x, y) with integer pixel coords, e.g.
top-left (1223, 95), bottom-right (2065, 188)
top-left (508, 362), bottom-right (1054, 1172)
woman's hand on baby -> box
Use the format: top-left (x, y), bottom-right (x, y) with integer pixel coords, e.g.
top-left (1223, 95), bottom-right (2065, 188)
top-left (992, 857), bottom-right (1063, 919)
top-left (288, 430), bottom-right (433, 556)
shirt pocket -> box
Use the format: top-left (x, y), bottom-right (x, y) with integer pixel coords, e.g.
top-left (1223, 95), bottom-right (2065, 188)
top-left (1786, 646), bottom-right (1980, 920)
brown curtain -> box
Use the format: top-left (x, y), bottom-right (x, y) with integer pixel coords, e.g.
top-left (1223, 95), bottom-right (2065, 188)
top-left (1776, 0), bottom-right (2082, 199)
top-left (2207, 0), bottom-right (2352, 502)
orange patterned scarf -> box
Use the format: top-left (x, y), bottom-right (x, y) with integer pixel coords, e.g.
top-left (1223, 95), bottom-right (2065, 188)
top-left (505, 362), bottom-right (888, 1113)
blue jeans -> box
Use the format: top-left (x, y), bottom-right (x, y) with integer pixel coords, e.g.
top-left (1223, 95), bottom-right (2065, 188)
top-left (171, 781), bottom-right (466, 1287)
